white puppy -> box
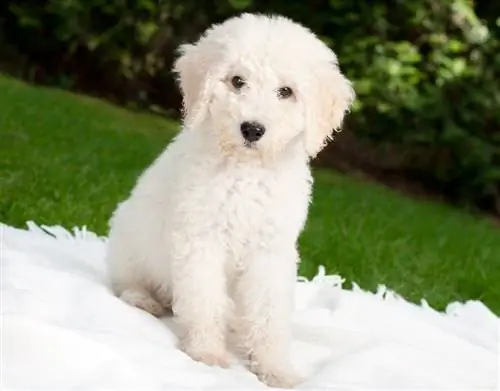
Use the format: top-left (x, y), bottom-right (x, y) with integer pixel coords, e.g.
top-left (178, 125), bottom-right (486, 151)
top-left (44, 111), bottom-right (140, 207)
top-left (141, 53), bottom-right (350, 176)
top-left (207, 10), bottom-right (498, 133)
top-left (105, 13), bottom-right (354, 388)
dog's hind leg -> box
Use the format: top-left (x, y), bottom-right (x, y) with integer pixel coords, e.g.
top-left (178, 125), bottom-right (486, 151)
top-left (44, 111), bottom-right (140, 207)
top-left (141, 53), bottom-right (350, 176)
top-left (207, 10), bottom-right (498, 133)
top-left (119, 287), bottom-right (167, 317)
top-left (155, 283), bottom-right (173, 312)
top-left (106, 235), bottom-right (168, 317)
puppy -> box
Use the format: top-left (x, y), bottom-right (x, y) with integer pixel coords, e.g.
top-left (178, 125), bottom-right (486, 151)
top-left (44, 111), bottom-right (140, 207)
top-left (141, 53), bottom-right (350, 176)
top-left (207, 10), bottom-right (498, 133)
top-left (105, 13), bottom-right (354, 388)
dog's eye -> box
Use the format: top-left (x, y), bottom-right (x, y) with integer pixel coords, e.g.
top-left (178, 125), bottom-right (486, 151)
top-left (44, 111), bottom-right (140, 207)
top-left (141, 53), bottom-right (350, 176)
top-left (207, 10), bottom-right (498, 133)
top-left (277, 86), bottom-right (293, 99)
top-left (231, 76), bottom-right (246, 90)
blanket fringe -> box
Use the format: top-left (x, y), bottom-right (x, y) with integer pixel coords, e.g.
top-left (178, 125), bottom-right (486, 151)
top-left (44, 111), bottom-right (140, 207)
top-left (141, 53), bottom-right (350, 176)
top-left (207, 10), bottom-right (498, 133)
top-left (25, 220), bottom-right (107, 243)
top-left (17, 221), bottom-right (494, 320)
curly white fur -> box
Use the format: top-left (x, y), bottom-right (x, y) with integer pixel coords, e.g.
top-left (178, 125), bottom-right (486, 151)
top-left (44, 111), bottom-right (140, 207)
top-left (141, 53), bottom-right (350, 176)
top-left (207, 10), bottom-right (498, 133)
top-left (105, 13), bottom-right (354, 388)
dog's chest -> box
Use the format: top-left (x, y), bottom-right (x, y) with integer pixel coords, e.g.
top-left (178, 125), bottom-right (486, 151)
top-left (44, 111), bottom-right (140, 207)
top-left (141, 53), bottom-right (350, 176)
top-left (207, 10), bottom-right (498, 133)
top-left (221, 177), bottom-right (274, 230)
top-left (212, 167), bottom-right (310, 250)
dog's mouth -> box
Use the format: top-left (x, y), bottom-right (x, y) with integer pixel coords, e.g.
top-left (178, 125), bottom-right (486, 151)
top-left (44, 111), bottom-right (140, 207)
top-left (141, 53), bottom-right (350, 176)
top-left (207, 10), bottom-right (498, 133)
top-left (244, 140), bottom-right (257, 149)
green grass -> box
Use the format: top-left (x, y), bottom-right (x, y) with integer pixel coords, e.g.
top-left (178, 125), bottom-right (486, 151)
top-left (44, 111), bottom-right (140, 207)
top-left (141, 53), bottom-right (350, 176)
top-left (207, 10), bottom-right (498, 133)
top-left (2, 73), bottom-right (500, 314)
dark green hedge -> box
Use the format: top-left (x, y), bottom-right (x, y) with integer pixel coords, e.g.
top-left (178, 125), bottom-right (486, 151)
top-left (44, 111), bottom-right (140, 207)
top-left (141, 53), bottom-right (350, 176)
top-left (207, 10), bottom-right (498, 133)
top-left (1, 0), bottom-right (499, 214)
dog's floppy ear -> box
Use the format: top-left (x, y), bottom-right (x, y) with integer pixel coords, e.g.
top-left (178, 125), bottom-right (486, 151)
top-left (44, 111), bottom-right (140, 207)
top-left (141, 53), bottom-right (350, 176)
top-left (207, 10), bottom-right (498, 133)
top-left (304, 62), bottom-right (355, 158)
top-left (173, 40), bottom-right (226, 128)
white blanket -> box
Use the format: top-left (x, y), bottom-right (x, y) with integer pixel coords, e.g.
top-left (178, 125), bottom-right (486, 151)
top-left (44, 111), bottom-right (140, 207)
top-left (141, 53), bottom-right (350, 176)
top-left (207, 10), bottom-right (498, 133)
top-left (1, 222), bottom-right (498, 390)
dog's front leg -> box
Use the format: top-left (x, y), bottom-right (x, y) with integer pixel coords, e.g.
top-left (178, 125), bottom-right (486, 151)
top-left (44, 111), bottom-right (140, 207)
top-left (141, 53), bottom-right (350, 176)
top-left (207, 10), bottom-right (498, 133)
top-left (171, 240), bottom-right (231, 368)
top-left (234, 247), bottom-right (302, 388)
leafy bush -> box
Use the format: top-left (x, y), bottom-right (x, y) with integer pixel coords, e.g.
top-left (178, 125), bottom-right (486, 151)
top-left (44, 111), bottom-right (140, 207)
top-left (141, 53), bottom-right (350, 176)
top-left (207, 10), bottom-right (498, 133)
top-left (1, 0), bottom-right (499, 214)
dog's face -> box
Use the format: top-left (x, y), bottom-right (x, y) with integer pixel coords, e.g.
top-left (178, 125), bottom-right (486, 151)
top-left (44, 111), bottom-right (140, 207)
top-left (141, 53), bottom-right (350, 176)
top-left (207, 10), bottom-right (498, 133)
top-left (204, 54), bottom-right (308, 158)
top-left (174, 13), bottom-right (355, 159)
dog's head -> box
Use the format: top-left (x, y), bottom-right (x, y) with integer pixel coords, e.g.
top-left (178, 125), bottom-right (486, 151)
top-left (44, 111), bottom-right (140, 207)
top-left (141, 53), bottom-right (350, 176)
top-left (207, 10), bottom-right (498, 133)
top-left (173, 13), bottom-right (355, 160)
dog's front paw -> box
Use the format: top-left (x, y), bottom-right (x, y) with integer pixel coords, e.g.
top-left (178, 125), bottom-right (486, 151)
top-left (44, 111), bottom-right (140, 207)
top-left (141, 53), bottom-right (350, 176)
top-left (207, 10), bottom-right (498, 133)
top-left (249, 358), bottom-right (302, 389)
top-left (180, 339), bottom-right (232, 368)
top-left (187, 349), bottom-right (232, 368)
top-left (254, 367), bottom-right (303, 389)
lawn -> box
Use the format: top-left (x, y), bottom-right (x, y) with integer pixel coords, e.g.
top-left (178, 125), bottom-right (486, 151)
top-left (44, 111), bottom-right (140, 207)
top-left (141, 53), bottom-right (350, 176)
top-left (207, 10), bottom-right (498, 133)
top-left (2, 73), bottom-right (500, 314)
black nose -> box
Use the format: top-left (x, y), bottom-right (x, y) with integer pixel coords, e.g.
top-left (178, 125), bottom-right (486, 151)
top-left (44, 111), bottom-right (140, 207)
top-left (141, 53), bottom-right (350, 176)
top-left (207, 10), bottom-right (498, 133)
top-left (240, 121), bottom-right (266, 142)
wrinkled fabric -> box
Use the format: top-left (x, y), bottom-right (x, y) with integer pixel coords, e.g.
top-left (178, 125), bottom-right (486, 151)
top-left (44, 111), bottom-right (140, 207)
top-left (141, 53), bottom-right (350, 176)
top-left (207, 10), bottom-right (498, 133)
top-left (1, 222), bottom-right (498, 390)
